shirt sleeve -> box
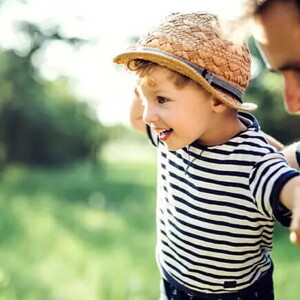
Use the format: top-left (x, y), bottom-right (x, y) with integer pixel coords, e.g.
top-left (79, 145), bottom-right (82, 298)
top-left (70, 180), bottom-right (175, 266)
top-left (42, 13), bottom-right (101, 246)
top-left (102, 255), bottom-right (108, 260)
top-left (249, 152), bottom-right (300, 227)
top-left (296, 141), bottom-right (300, 169)
top-left (146, 124), bottom-right (159, 147)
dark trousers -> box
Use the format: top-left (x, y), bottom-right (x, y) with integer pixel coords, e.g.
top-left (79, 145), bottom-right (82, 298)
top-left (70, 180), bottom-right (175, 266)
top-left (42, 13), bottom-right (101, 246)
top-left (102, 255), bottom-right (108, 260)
top-left (162, 272), bottom-right (274, 300)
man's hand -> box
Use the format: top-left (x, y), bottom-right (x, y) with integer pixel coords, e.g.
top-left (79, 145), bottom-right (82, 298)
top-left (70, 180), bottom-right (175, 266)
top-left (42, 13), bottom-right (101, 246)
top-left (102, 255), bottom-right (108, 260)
top-left (290, 231), bottom-right (299, 246)
top-left (289, 193), bottom-right (300, 247)
top-left (280, 176), bottom-right (300, 247)
top-left (130, 88), bottom-right (146, 134)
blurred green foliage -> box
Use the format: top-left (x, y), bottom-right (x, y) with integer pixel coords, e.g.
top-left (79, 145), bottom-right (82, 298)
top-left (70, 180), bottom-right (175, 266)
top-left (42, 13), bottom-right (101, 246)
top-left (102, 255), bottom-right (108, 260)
top-left (0, 21), bottom-right (107, 167)
top-left (0, 156), bottom-right (160, 300)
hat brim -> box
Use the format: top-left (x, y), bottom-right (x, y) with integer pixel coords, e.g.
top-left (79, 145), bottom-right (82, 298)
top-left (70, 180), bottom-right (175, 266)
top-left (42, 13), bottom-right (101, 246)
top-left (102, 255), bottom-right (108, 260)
top-left (114, 47), bottom-right (257, 112)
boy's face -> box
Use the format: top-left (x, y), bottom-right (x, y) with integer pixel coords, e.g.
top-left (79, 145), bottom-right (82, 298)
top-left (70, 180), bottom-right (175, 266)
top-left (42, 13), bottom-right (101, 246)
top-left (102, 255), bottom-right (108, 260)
top-left (137, 67), bottom-right (219, 151)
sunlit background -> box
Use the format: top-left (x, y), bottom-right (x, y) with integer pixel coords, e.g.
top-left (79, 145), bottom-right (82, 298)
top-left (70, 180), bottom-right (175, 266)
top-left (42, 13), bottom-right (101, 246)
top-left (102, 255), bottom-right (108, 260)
top-left (0, 0), bottom-right (247, 125)
top-left (0, 1), bottom-right (299, 300)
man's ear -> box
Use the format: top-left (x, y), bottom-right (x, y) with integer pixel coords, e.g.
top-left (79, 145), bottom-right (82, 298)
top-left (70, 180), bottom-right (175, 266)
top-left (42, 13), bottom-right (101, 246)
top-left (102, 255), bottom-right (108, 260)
top-left (211, 98), bottom-right (228, 113)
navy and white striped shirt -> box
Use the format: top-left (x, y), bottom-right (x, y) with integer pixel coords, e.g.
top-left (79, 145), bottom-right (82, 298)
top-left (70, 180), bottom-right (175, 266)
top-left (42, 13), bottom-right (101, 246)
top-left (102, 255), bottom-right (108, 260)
top-left (147, 113), bottom-right (299, 295)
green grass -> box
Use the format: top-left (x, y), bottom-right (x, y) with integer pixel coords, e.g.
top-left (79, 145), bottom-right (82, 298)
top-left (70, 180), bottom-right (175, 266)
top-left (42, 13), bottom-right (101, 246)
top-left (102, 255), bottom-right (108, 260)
top-left (0, 153), bottom-right (159, 300)
top-left (0, 140), bottom-right (299, 299)
top-left (271, 225), bottom-right (300, 300)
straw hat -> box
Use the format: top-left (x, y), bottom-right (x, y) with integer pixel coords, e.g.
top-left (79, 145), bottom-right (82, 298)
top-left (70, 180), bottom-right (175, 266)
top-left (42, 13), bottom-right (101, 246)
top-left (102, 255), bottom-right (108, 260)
top-left (114, 13), bottom-right (257, 111)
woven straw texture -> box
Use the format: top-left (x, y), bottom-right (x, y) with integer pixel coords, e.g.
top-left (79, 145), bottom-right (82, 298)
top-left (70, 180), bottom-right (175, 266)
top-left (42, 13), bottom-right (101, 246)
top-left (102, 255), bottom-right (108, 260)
top-left (114, 13), bottom-right (257, 111)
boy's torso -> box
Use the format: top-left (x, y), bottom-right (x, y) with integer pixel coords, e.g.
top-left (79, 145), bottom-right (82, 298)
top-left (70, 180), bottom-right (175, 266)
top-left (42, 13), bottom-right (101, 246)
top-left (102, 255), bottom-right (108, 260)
top-left (152, 113), bottom-right (286, 294)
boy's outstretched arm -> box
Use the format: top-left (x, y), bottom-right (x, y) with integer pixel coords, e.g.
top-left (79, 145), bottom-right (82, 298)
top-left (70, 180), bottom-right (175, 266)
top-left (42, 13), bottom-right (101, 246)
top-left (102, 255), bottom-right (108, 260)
top-left (280, 175), bottom-right (300, 247)
top-left (130, 89), bottom-right (146, 134)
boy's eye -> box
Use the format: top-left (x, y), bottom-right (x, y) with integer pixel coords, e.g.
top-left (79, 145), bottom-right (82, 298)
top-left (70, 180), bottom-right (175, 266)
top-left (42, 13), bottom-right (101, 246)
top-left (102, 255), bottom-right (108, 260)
top-left (157, 96), bottom-right (168, 104)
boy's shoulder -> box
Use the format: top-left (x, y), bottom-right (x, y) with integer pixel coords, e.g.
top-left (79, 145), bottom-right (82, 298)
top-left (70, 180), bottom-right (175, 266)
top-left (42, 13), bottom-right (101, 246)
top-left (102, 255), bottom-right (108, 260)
top-left (229, 113), bottom-right (278, 156)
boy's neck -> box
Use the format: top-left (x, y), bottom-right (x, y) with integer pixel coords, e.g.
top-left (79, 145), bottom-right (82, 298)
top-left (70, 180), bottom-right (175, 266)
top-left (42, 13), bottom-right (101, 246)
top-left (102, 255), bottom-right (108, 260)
top-left (199, 111), bottom-right (247, 147)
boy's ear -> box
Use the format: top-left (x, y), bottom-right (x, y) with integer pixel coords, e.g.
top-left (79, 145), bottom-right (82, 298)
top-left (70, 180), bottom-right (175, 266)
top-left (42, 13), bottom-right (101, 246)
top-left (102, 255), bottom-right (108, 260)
top-left (211, 98), bottom-right (228, 113)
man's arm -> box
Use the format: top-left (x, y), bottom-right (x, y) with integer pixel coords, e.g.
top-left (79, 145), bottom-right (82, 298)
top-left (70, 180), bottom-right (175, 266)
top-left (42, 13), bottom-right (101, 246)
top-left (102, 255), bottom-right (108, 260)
top-left (280, 175), bottom-right (300, 247)
top-left (263, 132), bottom-right (284, 151)
top-left (282, 142), bottom-right (300, 170)
top-left (263, 133), bottom-right (300, 170)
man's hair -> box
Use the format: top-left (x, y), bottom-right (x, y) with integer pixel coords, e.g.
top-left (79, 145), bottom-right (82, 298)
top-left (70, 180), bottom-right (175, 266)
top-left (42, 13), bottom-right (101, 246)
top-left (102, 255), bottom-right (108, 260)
top-left (223, 0), bottom-right (300, 43)
top-left (250, 0), bottom-right (300, 15)
top-left (128, 59), bottom-right (196, 88)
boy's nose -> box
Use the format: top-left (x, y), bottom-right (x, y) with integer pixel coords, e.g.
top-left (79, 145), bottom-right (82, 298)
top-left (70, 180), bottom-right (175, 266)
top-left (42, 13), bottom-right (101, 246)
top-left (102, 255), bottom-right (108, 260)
top-left (283, 72), bottom-right (300, 114)
top-left (143, 104), bottom-right (159, 125)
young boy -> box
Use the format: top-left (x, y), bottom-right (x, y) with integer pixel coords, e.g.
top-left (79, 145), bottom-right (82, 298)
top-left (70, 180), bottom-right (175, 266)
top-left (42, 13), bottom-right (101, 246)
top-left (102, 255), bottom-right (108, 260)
top-left (113, 13), bottom-right (300, 300)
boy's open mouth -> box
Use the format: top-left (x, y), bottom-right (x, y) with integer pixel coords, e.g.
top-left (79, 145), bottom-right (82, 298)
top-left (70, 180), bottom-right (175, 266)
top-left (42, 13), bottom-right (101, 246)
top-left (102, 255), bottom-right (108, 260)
top-left (158, 129), bottom-right (173, 141)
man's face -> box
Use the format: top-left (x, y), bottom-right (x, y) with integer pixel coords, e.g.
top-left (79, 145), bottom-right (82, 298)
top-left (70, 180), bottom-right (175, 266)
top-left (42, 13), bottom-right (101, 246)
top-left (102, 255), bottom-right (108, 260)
top-left (253, 0), bottom-right (300, 114)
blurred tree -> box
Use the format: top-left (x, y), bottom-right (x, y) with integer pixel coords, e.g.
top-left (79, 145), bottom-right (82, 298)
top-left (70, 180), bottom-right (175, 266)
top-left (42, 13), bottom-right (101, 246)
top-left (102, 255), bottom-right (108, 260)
top-left (245, 38), bottom-right (300, 145)
top-left (0, 22), bottom-right (108, 167)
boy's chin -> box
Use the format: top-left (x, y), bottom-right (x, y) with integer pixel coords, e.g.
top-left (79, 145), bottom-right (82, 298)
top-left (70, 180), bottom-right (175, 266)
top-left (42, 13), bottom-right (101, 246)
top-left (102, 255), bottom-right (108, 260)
top-left (163, 142), bottom-right (188, 151)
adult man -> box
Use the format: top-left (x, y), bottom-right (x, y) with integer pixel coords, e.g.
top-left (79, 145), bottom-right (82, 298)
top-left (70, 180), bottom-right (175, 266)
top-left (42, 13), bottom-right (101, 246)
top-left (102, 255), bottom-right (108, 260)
top-left (234, 0), bottom-right (300, 246)
top-left (230, 1), bottom-right (300, 166)
top-left (250, 0), bottom-right (300, 114)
